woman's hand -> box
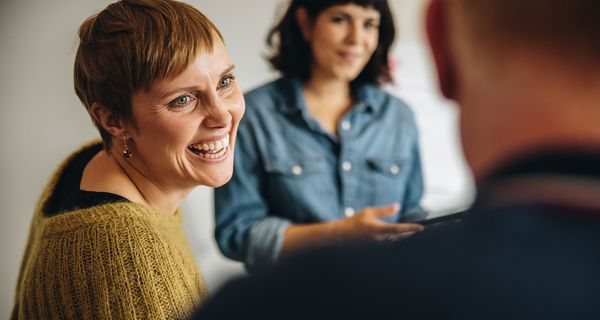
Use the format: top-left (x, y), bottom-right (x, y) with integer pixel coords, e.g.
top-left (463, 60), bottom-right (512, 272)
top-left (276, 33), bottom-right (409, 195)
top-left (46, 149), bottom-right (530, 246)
top-left (332, 204), bottom-right (424, 244)
top-left (281, 204), bottom-right (424, 256)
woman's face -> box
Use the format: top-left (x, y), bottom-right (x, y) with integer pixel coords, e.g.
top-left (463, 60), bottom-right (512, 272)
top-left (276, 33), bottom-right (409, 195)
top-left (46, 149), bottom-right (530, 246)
top-left (305, 4), bottom-right (381, 82)
top-left (126, 39), bottom-right (245, 190)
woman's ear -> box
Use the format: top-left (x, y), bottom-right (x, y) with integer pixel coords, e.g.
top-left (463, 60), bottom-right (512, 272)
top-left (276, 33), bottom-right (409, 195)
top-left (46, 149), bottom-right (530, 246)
top-left (90, 102), bottom-right (127, 138)
top-left (295, 7), bottom-right (312, 41)
top-left (426, 0), bottom-right (457, 100)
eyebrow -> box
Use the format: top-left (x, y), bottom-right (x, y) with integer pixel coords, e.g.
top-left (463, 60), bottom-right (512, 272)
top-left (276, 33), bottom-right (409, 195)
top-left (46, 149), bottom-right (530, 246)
top-left (221, 64), bottom-right (236, 77)
top-left (159, 64), bottom-right (236, 100)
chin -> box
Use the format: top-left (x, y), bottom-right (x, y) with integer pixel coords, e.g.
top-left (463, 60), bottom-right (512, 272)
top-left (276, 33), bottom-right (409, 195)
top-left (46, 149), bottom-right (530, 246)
top-left (200, 171), bottom-right (233, 188)
top-left (333, 70), bottom-right (362, 82)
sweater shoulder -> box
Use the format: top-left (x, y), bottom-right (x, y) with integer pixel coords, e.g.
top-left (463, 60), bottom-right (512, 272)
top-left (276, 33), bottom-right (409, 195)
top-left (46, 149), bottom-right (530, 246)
top-left (38, 202), bottom-right (184, 238)
top-left (16, 203), bottom-right (206, 319)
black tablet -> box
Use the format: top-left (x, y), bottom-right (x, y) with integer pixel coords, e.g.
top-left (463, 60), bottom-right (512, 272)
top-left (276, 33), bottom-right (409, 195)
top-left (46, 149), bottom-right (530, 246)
top-left (419, 211), bottom-right (467, 228)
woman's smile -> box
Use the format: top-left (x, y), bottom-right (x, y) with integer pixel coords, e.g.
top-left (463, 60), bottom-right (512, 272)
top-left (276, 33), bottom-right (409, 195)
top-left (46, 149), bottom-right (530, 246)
top-left (188, 134), bottom-right (230, 161)
top-left (336, 50), bottom-right (363, 64)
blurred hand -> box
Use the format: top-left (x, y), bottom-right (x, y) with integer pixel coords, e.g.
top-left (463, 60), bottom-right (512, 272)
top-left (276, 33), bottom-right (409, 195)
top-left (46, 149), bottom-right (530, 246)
top-left (333, 203), bottom-right (424, 244)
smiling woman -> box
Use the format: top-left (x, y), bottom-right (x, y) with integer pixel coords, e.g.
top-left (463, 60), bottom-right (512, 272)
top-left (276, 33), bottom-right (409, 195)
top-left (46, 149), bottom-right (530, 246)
top-left (11, 0), bottom-right (244, 319)
top-left (214, 0), bottom-right (426, 272)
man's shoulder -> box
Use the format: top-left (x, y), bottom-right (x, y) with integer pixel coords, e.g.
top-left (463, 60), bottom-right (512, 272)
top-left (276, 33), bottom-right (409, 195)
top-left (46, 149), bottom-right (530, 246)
top-left (195, 211), bottom-right (600, 319)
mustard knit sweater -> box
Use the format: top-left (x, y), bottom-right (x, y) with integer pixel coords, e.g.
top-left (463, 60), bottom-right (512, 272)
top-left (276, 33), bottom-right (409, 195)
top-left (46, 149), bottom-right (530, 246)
top-left (12, 143), bottom-right (208, 319)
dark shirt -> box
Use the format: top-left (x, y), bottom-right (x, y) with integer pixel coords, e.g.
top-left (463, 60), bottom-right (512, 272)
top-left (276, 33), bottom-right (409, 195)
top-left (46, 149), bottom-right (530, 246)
top-left (194, 148), bottom-right (600, 320)
top-left (44, 143), bottom-right (127, 216)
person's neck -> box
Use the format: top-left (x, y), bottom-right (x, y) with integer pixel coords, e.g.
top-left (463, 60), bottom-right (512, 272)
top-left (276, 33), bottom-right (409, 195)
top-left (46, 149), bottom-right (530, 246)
top-left (302, 72), bottom-right (353, 134)
top-left (460, 54), bottom-right (600, 183)
top-left (303, 73), bottom-right (351, 105)
top-left (81, 150), bottom-right (190, 216)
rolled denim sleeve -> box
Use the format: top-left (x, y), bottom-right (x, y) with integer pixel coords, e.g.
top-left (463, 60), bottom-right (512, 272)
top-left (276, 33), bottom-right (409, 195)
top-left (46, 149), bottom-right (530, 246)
top-left (214, 112), bottom-right (292, 270)
top-left (246, 217), bottom-right (291, 269)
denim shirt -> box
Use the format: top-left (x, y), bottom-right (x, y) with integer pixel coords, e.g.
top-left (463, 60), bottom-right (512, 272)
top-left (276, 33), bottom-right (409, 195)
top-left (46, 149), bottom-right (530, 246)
top-left (215, 77), bottom-right (426, 270)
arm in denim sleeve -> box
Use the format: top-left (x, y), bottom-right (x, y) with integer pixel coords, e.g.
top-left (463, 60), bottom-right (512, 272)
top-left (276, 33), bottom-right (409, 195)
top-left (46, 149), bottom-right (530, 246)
top-left (400, 115), bottom-right (428, 222)
top-left (214, 113), bottom-right (292, 270)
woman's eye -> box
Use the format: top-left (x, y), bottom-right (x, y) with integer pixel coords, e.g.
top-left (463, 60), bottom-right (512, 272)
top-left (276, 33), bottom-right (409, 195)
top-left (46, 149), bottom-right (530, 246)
top-left (176, 96), bottom-right (189, 104)
top-left (170, 94), bottom-right (196, 108)
top-left (365, 20), bottom-right (379, 29)
top-left (332, 16), bottom-right (347, 24)
top-left (218, 75), bottom-right (235, 89)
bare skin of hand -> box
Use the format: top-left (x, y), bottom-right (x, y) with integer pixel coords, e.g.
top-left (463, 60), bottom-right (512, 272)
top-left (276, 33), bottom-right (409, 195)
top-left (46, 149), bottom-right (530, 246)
top-left (281, 203), bottom-right (424, 256)
top-left (332, 204), bottom-right (424, 244)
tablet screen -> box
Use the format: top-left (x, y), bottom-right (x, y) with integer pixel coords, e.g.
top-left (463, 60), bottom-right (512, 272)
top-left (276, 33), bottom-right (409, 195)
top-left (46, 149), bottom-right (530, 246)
top-left (419, 211), bottom-right (467, 228)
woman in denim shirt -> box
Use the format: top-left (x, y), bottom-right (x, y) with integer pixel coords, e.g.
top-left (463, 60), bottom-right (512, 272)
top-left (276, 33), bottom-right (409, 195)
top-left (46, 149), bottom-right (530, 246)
top-left (215, 0), bottom-right (426, 271)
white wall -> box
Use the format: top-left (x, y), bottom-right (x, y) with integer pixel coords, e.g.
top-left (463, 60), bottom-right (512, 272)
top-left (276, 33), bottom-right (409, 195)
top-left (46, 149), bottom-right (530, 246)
top-left (0, 0), bottom-right (473, 317)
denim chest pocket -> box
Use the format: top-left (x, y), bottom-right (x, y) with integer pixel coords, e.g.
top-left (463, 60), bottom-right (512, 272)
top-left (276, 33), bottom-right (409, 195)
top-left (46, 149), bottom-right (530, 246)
top-left (262, 155), bottom-right (330, 220)
top-left (366, 157), bottom-right (411, 212)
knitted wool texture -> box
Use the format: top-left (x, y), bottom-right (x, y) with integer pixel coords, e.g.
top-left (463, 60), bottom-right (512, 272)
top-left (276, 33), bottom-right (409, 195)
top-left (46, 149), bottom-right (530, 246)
top-left (12, 143), bottom-right (208, 319)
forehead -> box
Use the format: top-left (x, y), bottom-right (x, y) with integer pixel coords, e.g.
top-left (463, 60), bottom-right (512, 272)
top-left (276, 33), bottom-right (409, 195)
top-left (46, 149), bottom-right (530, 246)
top-left (141, 39), bottom-right (232, 96)
top-left (320, 3), bottom-right (381, 19)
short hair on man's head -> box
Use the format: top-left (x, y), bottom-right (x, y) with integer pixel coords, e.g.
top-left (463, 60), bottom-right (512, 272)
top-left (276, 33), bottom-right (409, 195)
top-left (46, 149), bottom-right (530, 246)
top-left (74, 0), bottom-right (222, 151)
top-left (267, 0), bottom-right (396, 86)
top-left (455, 0), bottom-right (600, 62)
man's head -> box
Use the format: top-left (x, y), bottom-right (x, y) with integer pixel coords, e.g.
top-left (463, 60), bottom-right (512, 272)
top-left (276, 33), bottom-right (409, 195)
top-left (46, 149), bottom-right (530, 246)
top-left (426, 0), bottom-right (600, 181)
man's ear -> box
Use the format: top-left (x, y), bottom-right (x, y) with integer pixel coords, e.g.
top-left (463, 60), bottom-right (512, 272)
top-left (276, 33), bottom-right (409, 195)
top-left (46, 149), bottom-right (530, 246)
top-left (90, 102), bottom-right (127, 138)
top-left (426, 0), bottom-right (457, 100)
top-left (295, 7), bottom-right (312, 41)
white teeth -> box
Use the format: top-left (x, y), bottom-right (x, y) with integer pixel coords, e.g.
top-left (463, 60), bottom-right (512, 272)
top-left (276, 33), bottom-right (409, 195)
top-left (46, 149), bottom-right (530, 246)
top-left (202, 147), bottom-right (227, 159)
top-left (189, 136), bottom-right (230, 159)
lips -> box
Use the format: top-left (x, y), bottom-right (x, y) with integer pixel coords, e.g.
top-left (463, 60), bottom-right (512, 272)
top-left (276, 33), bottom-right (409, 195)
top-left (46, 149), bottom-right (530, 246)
top-left (337, 51), bottom-right (362, 62)
top-left (188, 136), bottom-right (229, 159)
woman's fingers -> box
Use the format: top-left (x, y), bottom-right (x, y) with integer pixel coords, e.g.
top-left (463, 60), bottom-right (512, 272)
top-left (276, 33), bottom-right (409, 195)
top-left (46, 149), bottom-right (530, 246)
top-left (360, 203), bottom-right (400, 218)
top-left (371, 223), bottom-right (423, 242)
top-left (372, 222), bottom-right (424, 234)
top-left (341, 204), bottom-right (424, 243)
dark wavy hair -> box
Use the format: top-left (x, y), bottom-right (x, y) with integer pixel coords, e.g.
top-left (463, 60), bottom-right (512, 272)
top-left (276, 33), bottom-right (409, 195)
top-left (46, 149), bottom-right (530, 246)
top-left (267, 0), bottom-right (396, 86)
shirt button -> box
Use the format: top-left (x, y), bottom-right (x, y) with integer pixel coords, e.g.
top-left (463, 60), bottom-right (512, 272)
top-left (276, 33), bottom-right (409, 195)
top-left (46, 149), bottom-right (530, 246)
top-left (342, 161), bottom-right (352, 172)
top-left (390, 164), bottom-right (400, 175)
top-left (291, 165), bottom-right (303, 175)
top-left (344, 207), bottom-right (355, 217)
top-left (341, 120), bottom-right (351, 131)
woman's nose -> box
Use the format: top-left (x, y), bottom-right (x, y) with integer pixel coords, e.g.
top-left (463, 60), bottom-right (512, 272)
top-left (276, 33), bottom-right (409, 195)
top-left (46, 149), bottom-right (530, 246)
top-left (345, 23), bottom-right (361, 44)
top-left (203, 102), bottom-right (231, 129)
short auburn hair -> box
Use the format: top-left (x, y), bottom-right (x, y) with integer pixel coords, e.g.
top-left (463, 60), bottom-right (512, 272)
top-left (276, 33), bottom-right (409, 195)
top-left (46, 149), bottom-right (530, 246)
top-left (266, 0), bottom-right (396, 86)
top-left (74, 0), bottom-right (222, 151)
top-left (455, 0), bottom-right (600, 63)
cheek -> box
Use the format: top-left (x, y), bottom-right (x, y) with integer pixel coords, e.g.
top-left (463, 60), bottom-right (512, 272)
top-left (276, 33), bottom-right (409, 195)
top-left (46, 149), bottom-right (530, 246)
top-left (313, 31), bottom-right (337, 52)
top-left (230, 92), bottom-right (246, 123)
top-left (144, 118), bottom-right (198, 147)
top-left (366, 34), bottom-right (379, 52)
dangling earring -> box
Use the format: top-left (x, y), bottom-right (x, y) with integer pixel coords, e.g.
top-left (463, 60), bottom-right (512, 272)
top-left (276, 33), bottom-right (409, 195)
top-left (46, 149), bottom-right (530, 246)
top-left (122, 137), bottom-right (133, 159)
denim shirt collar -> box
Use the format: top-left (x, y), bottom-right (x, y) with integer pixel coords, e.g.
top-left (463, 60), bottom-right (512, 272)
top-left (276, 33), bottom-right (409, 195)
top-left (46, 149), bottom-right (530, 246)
top-left (275, 77), bottom-right (382, 115)
top-left (353, 83), bottom-right (381, 113)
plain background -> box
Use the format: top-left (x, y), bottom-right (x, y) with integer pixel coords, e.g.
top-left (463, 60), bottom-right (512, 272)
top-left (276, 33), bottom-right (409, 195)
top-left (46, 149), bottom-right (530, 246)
top-left (0, 0), bottom-right (473, 317)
